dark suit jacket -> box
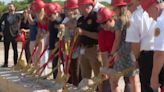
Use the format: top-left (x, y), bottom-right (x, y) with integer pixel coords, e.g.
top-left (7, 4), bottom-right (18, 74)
top-left (0, 12), bottom-right (21, 38)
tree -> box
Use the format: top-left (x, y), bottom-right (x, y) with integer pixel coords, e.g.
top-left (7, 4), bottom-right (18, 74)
top-left (27, 0), bottom-right (33, 3)
top-left (0, 1), bottom-right (4, 5)
top-left (0, 1), bottom-right (6, 16)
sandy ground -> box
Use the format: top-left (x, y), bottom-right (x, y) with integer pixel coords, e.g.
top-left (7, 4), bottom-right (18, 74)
top-left (0, 42), bottom-right (142, 92)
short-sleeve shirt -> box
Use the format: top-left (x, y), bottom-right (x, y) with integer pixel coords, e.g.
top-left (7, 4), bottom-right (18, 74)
top-left (98, 28), bottom-right (115, 53)
top-left (77, 11), bottom-right (100, 47)
top-left (126, 5), bottom-right (156, 51)
top-left (154, 10), bottom-right (164, 51)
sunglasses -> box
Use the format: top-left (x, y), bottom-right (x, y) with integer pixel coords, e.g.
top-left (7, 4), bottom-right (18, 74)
top-left (157, 0), bottom-right (164, 3)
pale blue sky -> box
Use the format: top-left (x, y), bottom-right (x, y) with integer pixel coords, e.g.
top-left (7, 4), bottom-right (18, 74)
top-left (2, 0), bottom-right (111, 4)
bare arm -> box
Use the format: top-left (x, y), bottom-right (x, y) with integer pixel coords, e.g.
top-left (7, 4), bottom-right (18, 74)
top-left (76, 27), bottom-right (98, 40)
top-left (111, 31), bottom-right (121, 55)
top-left (131, 43), bottom-right (140, 59)
top-left (100, 52), bottom-right (109, 67)
top-left (82, 30), bottom-right (98, 40)
top-left (151, 51), bottom-right (164, 89)
top-left (27, 14), bottom-right (35, 25)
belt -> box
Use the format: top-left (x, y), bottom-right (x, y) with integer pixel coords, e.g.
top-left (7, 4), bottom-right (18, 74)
top-left (140, 50), bottom-right (154, 54)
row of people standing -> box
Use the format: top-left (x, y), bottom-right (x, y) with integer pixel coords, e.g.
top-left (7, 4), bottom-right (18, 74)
top-left (0, 0), bottom-right (163, 92)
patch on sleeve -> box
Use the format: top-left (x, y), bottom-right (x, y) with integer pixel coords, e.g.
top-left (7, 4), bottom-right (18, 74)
top-left (154, 27), bottom-right (160, 37)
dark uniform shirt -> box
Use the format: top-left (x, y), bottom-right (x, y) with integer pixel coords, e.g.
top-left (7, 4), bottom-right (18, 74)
top-left (48, 14), bottom-right (65, 50)
top-left (77, 11), bottom-right (100, 47)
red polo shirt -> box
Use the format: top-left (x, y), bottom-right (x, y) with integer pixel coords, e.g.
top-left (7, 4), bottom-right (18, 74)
top-left (98, 28), bottom-right (115, 53)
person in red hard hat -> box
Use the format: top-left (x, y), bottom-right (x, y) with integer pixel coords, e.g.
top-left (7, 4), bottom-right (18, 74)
top-left (62, 0), bottom-right (81, 86)
top-left (151, 0), bottom-right (164, 92)
top-left (96, 7), bottom-right (119, 92)
top-left (32, 0), bottom-right (49, 76)
top-left (77, 0), bottom-right (102, 90)
top-left (108, 0), bottom-right (141, 92)
top-left (28, 0), bottom-right (45, 66)
top-left (45, 2), bottom-right (65, 79)
top-left (125, 0), bottom-right (159, 92)
top-left (77, 0), bottom-right (101, 78)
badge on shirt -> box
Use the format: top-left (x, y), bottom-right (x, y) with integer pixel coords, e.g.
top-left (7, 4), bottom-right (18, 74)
top-left (87, 19), bottom-right (92, 24)
top-left (154, 27), bottom-right (160, 37)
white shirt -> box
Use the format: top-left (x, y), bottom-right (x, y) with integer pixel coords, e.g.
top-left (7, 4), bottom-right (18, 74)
top-left (57, 14), bottom-right (81, 38)
top-left (62, 15), bottom-right (81, 24)
top-left (126, 6), bottom-right (156, 51)
top-left (93, 2), bottom-right (105, 12)
top-left (154, 10), bottom-right (164, 51)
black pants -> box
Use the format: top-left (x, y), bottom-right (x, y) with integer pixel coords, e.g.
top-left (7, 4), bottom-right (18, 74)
top-left (68, 58), bottom-right (79, 86)
top-left (24, 39), bottom-right (31, 63)
top-left (52, 56), bottom-right (58, 79)
top-left (138, 51), bottom-right (154, 92)
top-left (159, 65), bottom-right (164, 87)
top-left (4, 36), bottom-right (18, 65)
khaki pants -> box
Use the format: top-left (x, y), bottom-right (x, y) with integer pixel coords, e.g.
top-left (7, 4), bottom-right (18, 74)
top-left (80, 46), bottom-right (102, 79)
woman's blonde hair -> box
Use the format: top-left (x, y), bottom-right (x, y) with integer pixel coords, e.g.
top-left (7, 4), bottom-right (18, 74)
top-left (119, 6), bottom-right (131, 30)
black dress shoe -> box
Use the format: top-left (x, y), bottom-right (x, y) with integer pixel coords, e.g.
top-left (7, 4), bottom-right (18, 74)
top-left (1, 64), bottom-right (8, 67)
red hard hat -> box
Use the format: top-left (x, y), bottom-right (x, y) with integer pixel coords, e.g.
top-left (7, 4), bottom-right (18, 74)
top-left (124, 0), bottom-right (131, 4)
top-left (96, 7), bottom-right (115, 23)
top-left (139, 0), bottom-right (156, 10)
top-left (44, 3), bottom-right (56, 16)
top-left (53, 3), bottom-right (62, 13)
top-left (31, 0), bottom-right (45, 12)
top-left (64, 0), bottom-right (78, 9)
top-left (112, 0), bottom-right (127, 7)
top-left (78, 0), bottom-right (94, 5)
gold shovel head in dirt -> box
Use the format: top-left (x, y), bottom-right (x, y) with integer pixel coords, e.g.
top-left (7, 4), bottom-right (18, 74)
top-left (11, 59), bottom-right (27, 71)
top-left (19, 59), bottom-right (27, 69)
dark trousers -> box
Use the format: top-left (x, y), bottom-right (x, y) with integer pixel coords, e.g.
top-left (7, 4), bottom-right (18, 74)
top-left (68, 58), bottom-right (80, 86)
top-left (138, 51), bottom-right (154, 92)
top-left (4, 36), bottom-right (18, 65)
top-left (52, 56), bottom-right (58, 79)
top-left (24, 39), bottom-right (31, 63)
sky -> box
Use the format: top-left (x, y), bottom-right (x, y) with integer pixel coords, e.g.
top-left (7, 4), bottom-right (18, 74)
top-left (1, 0), bottom-right (111, 4)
